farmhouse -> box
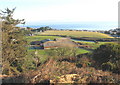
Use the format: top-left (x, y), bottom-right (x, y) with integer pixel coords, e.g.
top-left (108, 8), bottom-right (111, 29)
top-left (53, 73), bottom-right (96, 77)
top-left (43, 38), bottom-right (77, 49)
top-left (30, 38), bottom-right (79, 49)
top-left (43, 41), bottom-right (58, 49)
top-left (30, 38), bottom-right (94, 49)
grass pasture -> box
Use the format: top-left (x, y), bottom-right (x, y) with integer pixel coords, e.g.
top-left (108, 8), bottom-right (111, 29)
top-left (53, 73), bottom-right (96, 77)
top-left (39, 30), bottom-right (113, 38)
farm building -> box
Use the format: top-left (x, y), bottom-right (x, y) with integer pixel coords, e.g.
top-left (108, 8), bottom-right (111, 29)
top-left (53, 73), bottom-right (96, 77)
top-left (30, 39), bottom-right (52, 45)
top-left (30, 39), bottom-right (52, 49)
top-left (43, 38), bottom-right (77, 49)
top-left (43, 41), bottom-right (58, 49)
top-left (30, 41), bottom-right (41, 45)
top-left (30, 38), bottom-right (78, 49)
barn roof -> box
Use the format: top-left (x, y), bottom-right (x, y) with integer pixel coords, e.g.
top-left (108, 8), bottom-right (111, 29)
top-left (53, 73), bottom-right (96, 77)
top-left (30, 39), bottom-right (52, 45)
top-left (40, 39), bottom-right (52, 43)
top-left (43, 41), bottom-right (58, 47)
top-left (30, 41), bottom-right (41, 45)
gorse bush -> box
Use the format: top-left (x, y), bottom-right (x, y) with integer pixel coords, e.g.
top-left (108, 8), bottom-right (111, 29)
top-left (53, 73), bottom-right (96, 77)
top-left (76, 55), bottom-right (92, 68)
top-left (46, 47), bottom-right (79, 60)
top-left (92, 43), bottom-right (120, 73)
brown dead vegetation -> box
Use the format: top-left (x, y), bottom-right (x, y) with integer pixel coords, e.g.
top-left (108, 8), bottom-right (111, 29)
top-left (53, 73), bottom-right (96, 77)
top-left (2, 59), bottom-right (120, 84)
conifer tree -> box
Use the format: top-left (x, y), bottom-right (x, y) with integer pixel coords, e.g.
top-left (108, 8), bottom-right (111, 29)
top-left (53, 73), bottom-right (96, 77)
top-left (0, 8), bottom-right (27, 75)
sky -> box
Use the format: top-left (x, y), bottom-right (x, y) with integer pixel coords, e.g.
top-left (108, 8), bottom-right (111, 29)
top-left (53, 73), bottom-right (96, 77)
top-left (0, 0), bottom-right (119, 24)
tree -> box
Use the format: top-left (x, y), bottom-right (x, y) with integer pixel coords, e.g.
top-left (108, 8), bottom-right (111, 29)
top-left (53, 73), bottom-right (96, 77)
top-left (1, 8), bottom-right (27, 75)
top-left (32, 26), bottom-right (53, 32)
top-left (104, 31), bottom-right (110, 34)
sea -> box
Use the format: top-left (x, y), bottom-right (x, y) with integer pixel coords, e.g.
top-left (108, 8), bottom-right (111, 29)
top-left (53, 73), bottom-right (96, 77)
top-left (19, 21), bottom-right (118, 31)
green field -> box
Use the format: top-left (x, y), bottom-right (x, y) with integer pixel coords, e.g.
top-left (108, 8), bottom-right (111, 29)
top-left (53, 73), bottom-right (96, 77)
top-left (26, 35), bottom-right (90, 63)
top-left (39, 30), bottom-right (113, 38)
top-left (25, 33), bottom-right (115, 62)
top-left (25, 35), bottom-right (114, 54)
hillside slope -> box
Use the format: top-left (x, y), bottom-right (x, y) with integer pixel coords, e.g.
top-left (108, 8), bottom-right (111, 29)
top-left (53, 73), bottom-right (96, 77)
top-left (40, 30), bottom-right (113, 38)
